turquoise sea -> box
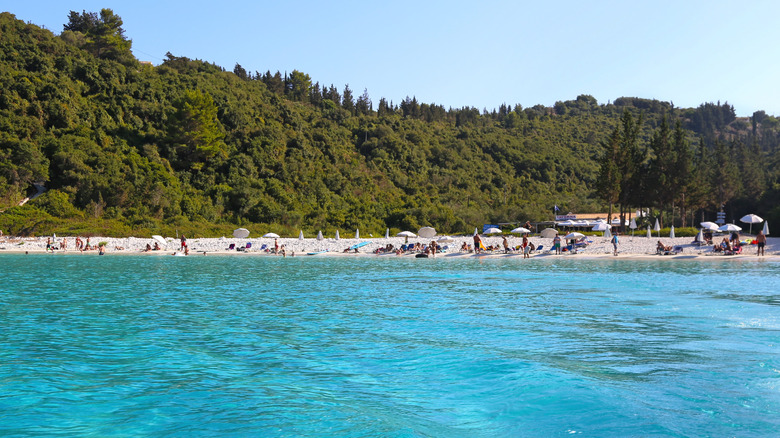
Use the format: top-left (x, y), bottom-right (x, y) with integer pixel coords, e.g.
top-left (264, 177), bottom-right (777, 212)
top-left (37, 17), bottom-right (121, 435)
top-left (1, 254), bottom-right (779, 437)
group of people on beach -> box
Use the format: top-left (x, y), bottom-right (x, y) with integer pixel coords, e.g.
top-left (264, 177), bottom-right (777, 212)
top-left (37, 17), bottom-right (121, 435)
top-left (41, 236), bottom-right (114, 254)
top-left (710, 230), bottom-right (767, 256)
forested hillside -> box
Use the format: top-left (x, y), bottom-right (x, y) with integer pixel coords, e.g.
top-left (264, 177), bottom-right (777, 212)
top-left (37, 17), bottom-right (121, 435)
top-left (1, 10), bottom-right (779, 237)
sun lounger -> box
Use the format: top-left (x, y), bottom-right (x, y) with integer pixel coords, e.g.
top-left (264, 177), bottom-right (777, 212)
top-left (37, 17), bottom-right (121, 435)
top-left (658, 245), bottom-right (683, 255)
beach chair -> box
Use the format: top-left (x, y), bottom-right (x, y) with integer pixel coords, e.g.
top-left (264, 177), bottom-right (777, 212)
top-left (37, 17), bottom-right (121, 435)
top-left (536, 245), bottom-right (544, 252)
top-left (227, 243), bottom-right (235, 250)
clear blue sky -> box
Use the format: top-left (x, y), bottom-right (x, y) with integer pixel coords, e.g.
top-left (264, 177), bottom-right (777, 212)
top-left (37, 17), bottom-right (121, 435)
top-left (7, 1), bottom-right (780, 116)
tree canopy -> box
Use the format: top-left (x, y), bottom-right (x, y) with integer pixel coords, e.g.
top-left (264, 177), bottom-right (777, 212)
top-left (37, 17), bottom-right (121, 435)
top-left (1, 11), bottom-right (780, 237)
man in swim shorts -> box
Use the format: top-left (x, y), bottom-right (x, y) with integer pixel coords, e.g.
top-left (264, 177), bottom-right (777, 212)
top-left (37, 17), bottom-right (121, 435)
top-left (756, 230), bottom-right (766, 256)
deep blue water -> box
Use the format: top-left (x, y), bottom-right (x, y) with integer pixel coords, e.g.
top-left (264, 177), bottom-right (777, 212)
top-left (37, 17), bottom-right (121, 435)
top-left (1, 254), bottom-right (779, 437)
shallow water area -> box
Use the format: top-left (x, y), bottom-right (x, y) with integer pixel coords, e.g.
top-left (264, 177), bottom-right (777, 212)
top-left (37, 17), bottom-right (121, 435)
top-left (1, 254), bottom-right (779, 436)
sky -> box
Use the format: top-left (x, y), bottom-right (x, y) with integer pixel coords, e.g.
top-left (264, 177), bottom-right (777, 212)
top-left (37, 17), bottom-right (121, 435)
top-left (6, 0), bottom-right (780, 116)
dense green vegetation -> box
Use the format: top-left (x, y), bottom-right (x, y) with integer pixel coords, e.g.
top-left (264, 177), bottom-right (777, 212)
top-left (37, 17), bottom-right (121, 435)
top-left (1, 10), bottom-right (779, 237)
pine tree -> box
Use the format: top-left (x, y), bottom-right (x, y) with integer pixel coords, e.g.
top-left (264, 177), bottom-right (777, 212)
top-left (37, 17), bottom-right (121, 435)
top-left (342, 84), bottom-right (354, 113)
top-left (62, 8), bottom-right (134, 64)
top-left (233, 63), bottom-right (248, 80)
top-left (286, 70), bottom-right (311, 102)
top-left (355, 88), bottom-right (372, 115)
top-left (647, 116), bottom-right (674, 224)
top-left (616, 110), bottom-right (645, 229)
top-left (671, 121), bottom-right (694, 226)
top-left (596, 127), bottom-right (621, 223)
top-left (712, 140), bottom-right (739, 213)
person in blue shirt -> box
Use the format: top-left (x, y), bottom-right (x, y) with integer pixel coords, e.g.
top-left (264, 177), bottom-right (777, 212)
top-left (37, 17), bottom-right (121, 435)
top-left (611, 232), bottom-right (619, 256)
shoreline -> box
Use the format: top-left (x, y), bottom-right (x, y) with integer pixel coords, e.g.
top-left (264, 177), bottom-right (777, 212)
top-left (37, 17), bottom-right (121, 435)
top-left (1, 235), bottom-right (777, 261)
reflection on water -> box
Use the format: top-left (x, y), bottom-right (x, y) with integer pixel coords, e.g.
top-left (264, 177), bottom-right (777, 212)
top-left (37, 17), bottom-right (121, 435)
top-left (1, 255), bottom-right (779, 436)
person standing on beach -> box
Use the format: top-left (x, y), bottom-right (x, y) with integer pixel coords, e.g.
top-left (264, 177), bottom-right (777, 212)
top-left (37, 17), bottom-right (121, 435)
top-left (756, 230), bottom-right (766, 256)
top-left (180, 235), bottom-right (187, 251)
top-left (502, 236), bottom-right (509, 253)
top-left (473, 233), bottom-right (482, 254)
top-left (611, 232), bottom-right (619, 256)
top-left (274, 238), bottom-right (279, 254)
top-left (553, 233), bottom-right (562, 255)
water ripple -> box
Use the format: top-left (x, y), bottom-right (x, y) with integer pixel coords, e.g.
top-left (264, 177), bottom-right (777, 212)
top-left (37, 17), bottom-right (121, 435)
top-left (1, 255), bottom-right (779, 436)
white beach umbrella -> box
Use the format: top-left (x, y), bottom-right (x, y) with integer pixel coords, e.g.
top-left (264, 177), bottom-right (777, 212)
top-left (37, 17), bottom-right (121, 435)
top-left (385, 228), bottom-right (390, 239)
top-left (317, 230), bottom-right (323, 241)
top-left (511, 227), bottom-right (531, 234)
top-left (335, 230), bottom-right (340, 240)
top-left (718, 223), bottom-right (742, 232)
top-left (355, 229), bottom-right (359, 239)
top-left (474, 227), bottom-right (479, 236)
top-left (647, 225), bottom-right (651, 238)
top-left (540, 228), bottom-right (558, 239)
top-left (700, 221), bottom-right (719, 231)
top-left (418, 227), bottom-right (437, 238)
top-left (695, 228), bottom-right (704, 243)
top-left (740, 214), bottom-right (763, 234)
top-left (604, 226), bottom-right (612, 238)
top-left (591, 222), bottom-right (611, 232)
top-left (262, 232), bottom-right (280, 238)
top-left (563, 232), bottom-right (585, 240)
top-left (629, 218), bottom-right (637, 236)
top-left (763, 221), bottom-right (769, 236)
top-left (557, 220), bottom-right (575, 227)
top-left (233, 228), bottom-right (250, 239)
top-left (152, 235), bottom-right (166, 247)
top-left (298, 230), bottom-right (304, 240)
top-left (653, 218), bottom-right (661, 237)
top-left (670, 226), bottom-right (675, 238)
top-left (397, 231), bottom-right (416, 237)
top-left (484, 227), bottom-right (502, 235)
top-left (437, 236), bottom-right (455, 243)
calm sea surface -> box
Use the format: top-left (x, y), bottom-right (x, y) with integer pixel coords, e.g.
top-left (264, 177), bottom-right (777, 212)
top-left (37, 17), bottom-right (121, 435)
top-left (1, 254), bottom-right (778, 437)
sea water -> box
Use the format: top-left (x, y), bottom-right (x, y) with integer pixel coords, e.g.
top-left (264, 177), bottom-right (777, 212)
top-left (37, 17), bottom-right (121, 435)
top-left (0, 254), bottom-right (778, 437)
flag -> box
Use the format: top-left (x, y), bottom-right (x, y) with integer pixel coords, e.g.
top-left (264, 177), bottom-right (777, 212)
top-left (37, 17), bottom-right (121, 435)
top-left (554, 205), bottom-right (559, 212)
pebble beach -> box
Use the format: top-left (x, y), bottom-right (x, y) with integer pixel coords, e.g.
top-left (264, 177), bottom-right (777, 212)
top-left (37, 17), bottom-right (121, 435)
top-left (1, 234), bottom-right (777, 260)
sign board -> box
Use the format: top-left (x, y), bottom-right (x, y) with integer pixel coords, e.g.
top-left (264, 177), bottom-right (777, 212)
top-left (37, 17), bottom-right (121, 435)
top-left (716, 212), bottom-right (726, 224)
top-left (555, 215), bottom-right (577, 220)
